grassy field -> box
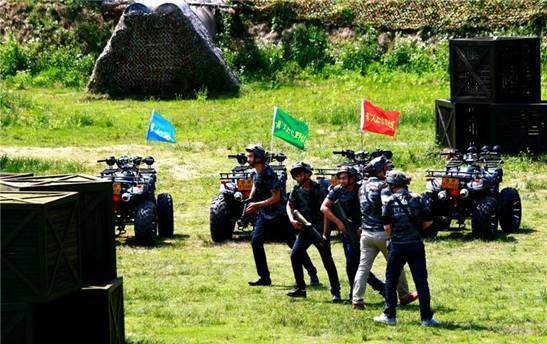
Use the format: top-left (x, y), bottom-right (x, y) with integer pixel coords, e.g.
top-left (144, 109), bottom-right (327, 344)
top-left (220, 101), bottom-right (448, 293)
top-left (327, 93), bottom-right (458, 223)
top-left (1, 73), bottom-right (546, 343)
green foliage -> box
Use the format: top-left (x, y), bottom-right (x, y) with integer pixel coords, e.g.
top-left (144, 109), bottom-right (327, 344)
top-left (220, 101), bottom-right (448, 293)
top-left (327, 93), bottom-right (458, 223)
top-left (331, 28), bottom-right (380, 74)
top-left (0, 38), bottom-right (32, 78)
top-left (282, 24), bottom-right (330, 71)
top-left (0, 38), bottom-right (95, 88)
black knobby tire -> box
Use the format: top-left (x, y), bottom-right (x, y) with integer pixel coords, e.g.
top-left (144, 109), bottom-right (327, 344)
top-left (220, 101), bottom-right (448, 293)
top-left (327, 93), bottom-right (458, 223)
top-left (421, 192), bottom-right (445, 238)
top-left (499, 187), bottom-right (521, 233)
top-left (135, 200), bottom-right (158, 246)
top-left (157, 193), bottom-right (174, 238)
top-left (471, 196), bottom-right (498, 239)
top-left (210, 195), bottom-right (236, 242)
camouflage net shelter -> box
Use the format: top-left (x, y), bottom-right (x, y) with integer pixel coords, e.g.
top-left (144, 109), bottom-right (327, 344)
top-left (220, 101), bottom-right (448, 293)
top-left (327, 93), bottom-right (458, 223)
top-left (87, 1), bottom-right (240, 98)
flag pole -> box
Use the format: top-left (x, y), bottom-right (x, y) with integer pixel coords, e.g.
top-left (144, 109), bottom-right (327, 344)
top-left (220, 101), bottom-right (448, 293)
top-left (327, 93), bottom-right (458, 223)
top-left (270, 106), bottom-right (277, 153)
top-left (360, 99), bottom-right (365, 151)
top-left (146, 109), bottom-right (155, 144)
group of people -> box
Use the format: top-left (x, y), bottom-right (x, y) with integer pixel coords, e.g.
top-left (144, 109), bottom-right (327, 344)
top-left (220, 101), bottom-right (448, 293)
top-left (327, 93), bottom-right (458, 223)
top-left (242, 144), bottom-right (439, 326)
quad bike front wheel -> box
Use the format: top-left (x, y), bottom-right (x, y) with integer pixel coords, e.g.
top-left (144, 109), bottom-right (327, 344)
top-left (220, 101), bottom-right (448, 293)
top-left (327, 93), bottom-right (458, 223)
top-left (499, 187), bottom-right (521, 233)
top-left (210, 195), bottom-right (236, 242)
top-left (157, 193), bottom-right (174, 238)
top-left (135, 200), bottom-right (158, 246)
top-left (471, 196), bottom-right (498, 239)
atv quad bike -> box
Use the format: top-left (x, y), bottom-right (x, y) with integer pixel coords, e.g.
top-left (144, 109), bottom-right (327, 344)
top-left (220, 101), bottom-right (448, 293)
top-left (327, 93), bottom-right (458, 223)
top-left (98, 155), bottom-right (174, 246)
top-left (210, 152), bottom-right (287, 242)
top-left (315, 148), bottom-right (393, 188)
top-left (423, 145), bottom-right (521, 239)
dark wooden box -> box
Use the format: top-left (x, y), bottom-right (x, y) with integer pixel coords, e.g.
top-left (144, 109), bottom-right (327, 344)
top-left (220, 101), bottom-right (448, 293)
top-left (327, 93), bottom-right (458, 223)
top-left (1, 192), bottom-right (81, 303)
top-left (0, 173), bottom-right (34, 180)
top-left (449, 37), bottom-right (541, 103)
top-left (35, 277), bottom-right (125, 344)
top-left (0, 174), bottom-right (116, 285)
top-left (1, 303), bottom-right (33, 344)
top-left (435, 99), bottom-right (546, 153)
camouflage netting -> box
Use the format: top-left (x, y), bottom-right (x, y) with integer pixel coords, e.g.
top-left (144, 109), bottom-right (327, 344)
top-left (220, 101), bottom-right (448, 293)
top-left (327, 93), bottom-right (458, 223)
top-left (251, 0), bottom-right (546, 33)
top-left (87, 2), bottom-right (240, 98)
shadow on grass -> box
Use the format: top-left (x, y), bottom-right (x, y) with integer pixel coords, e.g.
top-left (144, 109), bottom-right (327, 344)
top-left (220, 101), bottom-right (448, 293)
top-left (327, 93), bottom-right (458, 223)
top-left (399, 303), bottom-right (455, 314)
top-left (429, 226), bottom-right (534, 243)
top-left (118, 233), bottom-right (190, 248)
top-left (432, 321), bottom-right (493, 332)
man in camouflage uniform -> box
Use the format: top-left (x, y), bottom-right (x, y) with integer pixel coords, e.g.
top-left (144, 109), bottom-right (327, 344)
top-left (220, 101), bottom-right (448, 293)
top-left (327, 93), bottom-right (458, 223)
top-left (374, 170), bottom-right (440, 327)
top-left (244, 144), bottom-right (318, 287)
top-left (286, 162), bottom-right (341, 301)
top-left (321, 166), bottom-right (385, 302)
top-left (352, 157), bottom-right (418, 309)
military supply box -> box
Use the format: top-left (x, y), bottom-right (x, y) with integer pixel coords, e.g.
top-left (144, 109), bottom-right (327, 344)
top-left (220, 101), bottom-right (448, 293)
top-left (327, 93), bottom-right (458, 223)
top-left (1, 191), bottom-right (81, 303)
top-left (0, 174), bottom-right (116, 285)
top-left (449, 37), bottom-right (540, 103)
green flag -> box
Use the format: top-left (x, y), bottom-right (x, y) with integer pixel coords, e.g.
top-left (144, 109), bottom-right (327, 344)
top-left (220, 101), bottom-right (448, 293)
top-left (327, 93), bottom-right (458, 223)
top-left (271, 107), bottom-right (309, 150)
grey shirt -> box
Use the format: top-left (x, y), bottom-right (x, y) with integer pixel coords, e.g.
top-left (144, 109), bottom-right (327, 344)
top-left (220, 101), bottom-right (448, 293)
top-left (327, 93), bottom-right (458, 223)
top-left (359, 177), bottom-right (387, 232)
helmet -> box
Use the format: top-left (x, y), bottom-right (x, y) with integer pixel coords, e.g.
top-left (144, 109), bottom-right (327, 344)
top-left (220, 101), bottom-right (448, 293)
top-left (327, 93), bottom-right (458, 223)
top-left (386, 170), bottom-right (410, 187)
top-left (364, 156), bottom-right (388, 176)
top-left (467, 145), bottom-right (478, 154)
top-left (492, 145), bottom-right (502, 154)
top-left (245, 144), bottom-right (266, 160)
top-left (480, 145), bottom-right (491, 153)
top-left (336, 165), bottom-right (359, 179)
top-left (290, 161), bottom-right (313, 178)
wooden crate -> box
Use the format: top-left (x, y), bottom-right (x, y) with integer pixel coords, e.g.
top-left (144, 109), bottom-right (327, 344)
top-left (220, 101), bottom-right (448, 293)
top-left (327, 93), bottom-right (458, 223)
top-left (435, 99), bottom-right (546, 153)
top-left (1, 303), bottom-right (33, 344)
top-left (1, 191), bottom-right (81, 303)
top-left (0, 174), bottom-right (116, 285)
top-left (449, 37), bottom-right (540, 103)
top-left (0, 172), bottom-right (33, 180)
top-left (35, 277), bottom-right (125, 344)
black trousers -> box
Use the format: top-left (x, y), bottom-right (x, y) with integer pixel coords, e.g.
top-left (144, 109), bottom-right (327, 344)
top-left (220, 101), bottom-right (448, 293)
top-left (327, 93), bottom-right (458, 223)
top-left (343, 236), bottom-right (385, 297)
top-left (384, 241), bottom-right (433, 321)
top-left (291, 229), bottom-right (340, 294)
top-left (251, 215), bottom-right (317, 280)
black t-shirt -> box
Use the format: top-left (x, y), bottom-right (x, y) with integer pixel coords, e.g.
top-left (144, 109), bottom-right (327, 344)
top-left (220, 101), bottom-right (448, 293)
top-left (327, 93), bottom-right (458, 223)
top-left (382, 190), bottom-right (433, 243)
top-left (326, 184), bottom-right (361, 227)
top-left (288, 180), bottom-right (327, 227)
top-left (251, 164), bottom-right (285, 220)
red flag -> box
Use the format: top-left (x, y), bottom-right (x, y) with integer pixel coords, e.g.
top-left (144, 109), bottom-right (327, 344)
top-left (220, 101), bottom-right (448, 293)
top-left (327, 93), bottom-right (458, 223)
top-left (360, 99), bottom-right (400, 137)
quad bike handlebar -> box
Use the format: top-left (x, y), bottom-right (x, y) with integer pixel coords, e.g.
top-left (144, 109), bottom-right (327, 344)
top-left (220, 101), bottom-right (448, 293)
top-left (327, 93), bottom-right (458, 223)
top-left (98, 155), bottom-right (155, 170)
top-left (227, 152), bottom-right (287, 165)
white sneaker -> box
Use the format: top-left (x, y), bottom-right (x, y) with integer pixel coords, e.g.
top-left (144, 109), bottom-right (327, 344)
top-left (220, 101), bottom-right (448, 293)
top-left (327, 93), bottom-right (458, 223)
top-left (421, 317), bottom-right (440, 327)
top-left (373, 313), bottom-right (396, 325)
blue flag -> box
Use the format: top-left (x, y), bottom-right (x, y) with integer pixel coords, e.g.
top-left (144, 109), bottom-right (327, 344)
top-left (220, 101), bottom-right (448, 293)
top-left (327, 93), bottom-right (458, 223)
top-left (146, 110), bottom-right (176, 143)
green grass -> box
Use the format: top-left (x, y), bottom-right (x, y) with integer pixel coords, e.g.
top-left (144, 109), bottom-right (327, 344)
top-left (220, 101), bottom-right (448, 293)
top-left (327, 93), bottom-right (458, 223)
top-left (1, 73), bottom-right (546, 343)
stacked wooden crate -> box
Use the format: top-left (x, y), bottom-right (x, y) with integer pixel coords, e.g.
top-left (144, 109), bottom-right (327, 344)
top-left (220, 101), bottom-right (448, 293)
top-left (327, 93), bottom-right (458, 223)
top-left (436, 37), bottom-right (546, 153)
top-left (1, 174), bottom-right (125, 344)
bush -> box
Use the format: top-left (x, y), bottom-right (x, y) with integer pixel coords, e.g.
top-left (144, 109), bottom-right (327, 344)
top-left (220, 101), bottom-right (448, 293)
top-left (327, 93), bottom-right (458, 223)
top-left (332, 28), bottom-right (380, 74)
top-left (379, 37), bottom-right (447, 75)
top-left (282, 24), bottom-right (330, 71)
top-left (1, 38), bottom-right (96, 88)
top-left (0, 38), bottom-right (31, 78)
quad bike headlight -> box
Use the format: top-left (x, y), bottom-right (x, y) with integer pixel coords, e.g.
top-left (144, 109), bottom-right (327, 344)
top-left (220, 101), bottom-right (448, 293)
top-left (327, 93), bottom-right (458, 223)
top-left (438, 190), bottom-right (447, 200)
top-left (234, 191), bottom-right (243, 202)
top-left (459, 188), bottom-right (469, 198)
top-left (468, 179), bottom-right (484, 191)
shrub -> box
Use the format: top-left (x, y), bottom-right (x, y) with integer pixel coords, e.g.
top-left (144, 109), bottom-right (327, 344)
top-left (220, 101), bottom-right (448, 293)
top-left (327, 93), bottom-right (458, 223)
top-left (0, 38), bottom-right (31, 78)
top-left (282, 24), bottom-right (330, 71)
